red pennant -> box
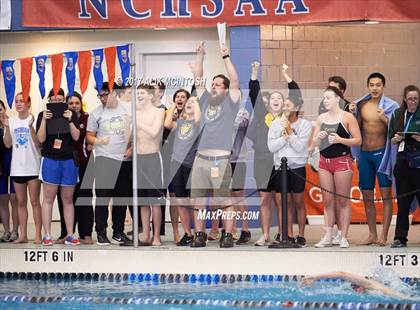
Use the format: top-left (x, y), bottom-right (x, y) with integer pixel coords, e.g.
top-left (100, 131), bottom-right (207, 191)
top-left (51, 53), bottom-right (63, 96)
top-left (77, 51), bottom-right (92, 95)
top-left (20, 57), bottom-right (33, 104)
top-left (104, 46), bottom-right (116, 92)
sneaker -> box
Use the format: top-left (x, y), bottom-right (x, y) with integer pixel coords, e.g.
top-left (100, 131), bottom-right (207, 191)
top-left (254, 235), bottom-right (270, 246)
top-left (176, 233), bottom-right (193, 246)
top-left (274, 233), bottom-right (295, 243)
top-left (64, 235), bottom-right (80, 246)
top-left (190, 232), bottom-right (207, 248)
top-left (314, 234), bottom-right (333, 248)
top-left (42, 235), bottom-right (53, 246)
top-left (220, 232), bottom-right (234, 248)
top-left (207, 230), bottom-right (220, 241)
top-left (10, 231), bottom-right (18, 242)
top-left (236, 231), bottom-right (251, 245)
top-left (339, 237), bottom-right (349, 248)
top-left (390, 239), bottom-right (407, 248)
top-left (111, 232), bottom-right (131, 245)
top-left (96, 231), bottom-right (111, 246)
top-left (295, 236), bottom-right (306, 247)
top-left (1, 231), bottom-right (11, 242)
top-left (332, 231), bottom-right (341, 245)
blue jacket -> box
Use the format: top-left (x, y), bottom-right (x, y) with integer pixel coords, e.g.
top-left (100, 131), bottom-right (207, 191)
top-left (350, 94), bottom-right (399, 161)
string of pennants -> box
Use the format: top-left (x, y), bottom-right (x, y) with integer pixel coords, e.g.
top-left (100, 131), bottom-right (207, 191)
top-left (0, 44), bottom-right (130, 108)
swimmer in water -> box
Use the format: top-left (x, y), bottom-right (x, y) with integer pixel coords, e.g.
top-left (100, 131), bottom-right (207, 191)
top-left (300, 271), bottom-right (417, 301)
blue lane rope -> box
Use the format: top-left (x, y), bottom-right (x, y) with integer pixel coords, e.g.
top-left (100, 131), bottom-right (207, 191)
top-left (0, 295), bottom-right (418, 309)
top-left (0, 272), bottom-right (418, 287)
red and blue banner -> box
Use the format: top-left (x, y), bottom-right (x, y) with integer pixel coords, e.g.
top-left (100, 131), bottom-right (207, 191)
top-left (22, 0), bottom-right (420, 29)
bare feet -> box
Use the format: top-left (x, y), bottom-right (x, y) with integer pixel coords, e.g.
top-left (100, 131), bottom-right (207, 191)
top-left (139, 238), bottom-right (152, 246)
top-left (376, 236), bottom-right (387, 246)
top-left (173, 232), bottom-right (180, 244)
top-left (54, 238), bottom-right (65, 244)
top-left (152, 238), bottom-right (162, 246)
top-left (358, 237), bottom-right (377, 245)
top-left (33, 239), bottom-right (42, 245)
top-left (12, 237), bottom-right (28, 244)
top-left (81, 236), bottom-right (93, 245)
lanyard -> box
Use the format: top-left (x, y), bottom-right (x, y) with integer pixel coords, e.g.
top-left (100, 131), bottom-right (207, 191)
top-left (404, 111), bottom-right (414, 132)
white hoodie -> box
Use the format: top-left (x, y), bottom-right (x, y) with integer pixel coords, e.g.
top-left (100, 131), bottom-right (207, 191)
top-left (267, 117), bottom-right (312, 169)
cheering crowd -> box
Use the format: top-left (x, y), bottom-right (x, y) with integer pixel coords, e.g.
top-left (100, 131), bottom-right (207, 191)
top-left (0, 42), bottom-right (419, 249)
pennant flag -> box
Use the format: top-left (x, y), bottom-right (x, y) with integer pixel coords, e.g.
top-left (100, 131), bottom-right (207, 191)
top-left (64, 51), bottom-right (78, 96)
top-left (51, 53), bottom-right (63, 96)
top-left (104, 46), bottom-right (116, 92)
top-left (77, 51), bottom-right (92, 95)
top-left (92, 48), bottom-right (104, 93)
top-left (117, 44), bottom-right (130, 86)
top-left (1, 60), bottom-right (16, 108)
top-left (20, 57), bottom-right (33, 104)
top-left (34, 55), bottom-right (47, 99)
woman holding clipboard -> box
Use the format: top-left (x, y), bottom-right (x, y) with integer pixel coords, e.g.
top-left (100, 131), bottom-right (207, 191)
top-left (388, 85), bottom-right (420, 248)
top-left (36, 88), bottom-right (80, 246)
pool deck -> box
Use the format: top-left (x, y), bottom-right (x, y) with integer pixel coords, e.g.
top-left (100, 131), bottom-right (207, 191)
top-left (0, 223), bottom-right (419, 277)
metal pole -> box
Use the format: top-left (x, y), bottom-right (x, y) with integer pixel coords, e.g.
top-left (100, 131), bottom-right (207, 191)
top-left (130, 43), bottom-right (139, 248)
top-left (269, 157), bottom-right (299, 248)
top-left (281, 157), bottom-right (288, 242)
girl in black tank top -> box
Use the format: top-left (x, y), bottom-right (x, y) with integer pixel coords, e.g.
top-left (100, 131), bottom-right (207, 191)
top-left (312, 86), bottom-right (362, 249)
top-left (319, 111), bottom-right (351, 158)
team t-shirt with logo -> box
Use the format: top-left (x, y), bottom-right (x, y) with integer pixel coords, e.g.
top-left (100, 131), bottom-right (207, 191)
top-left (197, 90), bottom-right (239, 152)
top-left (87, 103), bottom-right (130, 161)
top-left (172, 119), bottom-right (200, 167)
top-left (9, 116), bottom-right (41, 176)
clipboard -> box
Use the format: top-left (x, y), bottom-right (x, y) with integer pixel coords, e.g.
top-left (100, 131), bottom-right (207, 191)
top-left (46, 103), bottom-right (70, 134)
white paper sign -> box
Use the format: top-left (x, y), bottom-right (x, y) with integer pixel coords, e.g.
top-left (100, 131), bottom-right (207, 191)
top-left (217, 22), bottom-right (226, 48)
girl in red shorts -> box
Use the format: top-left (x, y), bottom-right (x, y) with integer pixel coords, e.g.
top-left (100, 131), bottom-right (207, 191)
top-left (312, 87), bottom-right (361, 248)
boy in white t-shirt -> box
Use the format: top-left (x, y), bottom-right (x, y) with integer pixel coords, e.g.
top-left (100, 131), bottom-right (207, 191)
top-left (2, 93), bottom-right (42, 244)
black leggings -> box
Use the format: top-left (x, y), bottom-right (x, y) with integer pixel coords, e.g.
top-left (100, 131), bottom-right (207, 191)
top-left (393, 158), bottom-right (420, 243)
top-left (57, 158), bottom-right (94, 239)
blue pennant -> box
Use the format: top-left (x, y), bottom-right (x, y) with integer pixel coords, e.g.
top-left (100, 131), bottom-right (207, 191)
top-left (117, 45), bottom-right (130, 86)
top-left (92, 48), bottom-right (104, 93)
top-left (64, 52), bottom-right (78, 97)
top-left (1, 60), bottom-right (16, 108)
top-left (35, 55), bottom-right (47, 99)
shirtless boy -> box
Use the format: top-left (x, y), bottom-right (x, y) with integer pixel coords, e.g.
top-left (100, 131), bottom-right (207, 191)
top-left (136, 83), bottom-right (165, 246)
top-left (350, 73), bottom-right (399, 245)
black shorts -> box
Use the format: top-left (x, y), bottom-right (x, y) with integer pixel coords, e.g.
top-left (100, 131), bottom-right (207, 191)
top-left (231, 162), bottom-right (246, 192)
top-left (137, 153), bottom-right (165, 205)
top-left (12, 175), bottom-right (39, 184)
top-left (171, 160), bottom-right (192, 198)
top-left (266, 166), bottom-right (306, 193)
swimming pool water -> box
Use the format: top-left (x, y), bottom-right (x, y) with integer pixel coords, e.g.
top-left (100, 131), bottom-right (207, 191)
top-left (0, 278), bottom-right (418, 309)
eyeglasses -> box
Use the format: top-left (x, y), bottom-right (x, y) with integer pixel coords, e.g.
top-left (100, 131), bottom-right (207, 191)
top-left (406, 97), bottom-right (419, 102)
top-left (97, 92), bottom-right (109, 98)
